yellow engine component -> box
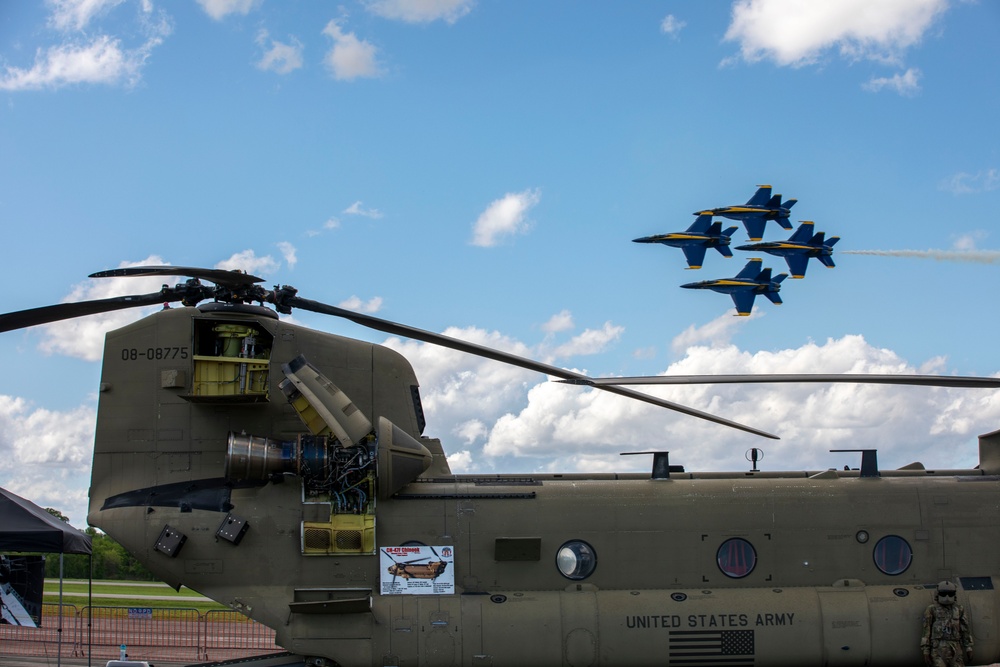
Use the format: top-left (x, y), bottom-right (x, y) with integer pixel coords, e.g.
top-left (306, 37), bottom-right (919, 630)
top-left (190, 324), bottom-right (270, 399)
top-left (286, 391), bottom-right (333, 437)
top-left (302, 513), bottom-right (375, 556)
top-left (213, 324), bottom-right (259, 357)
top-left (192, 356), bottom-right (269, 398)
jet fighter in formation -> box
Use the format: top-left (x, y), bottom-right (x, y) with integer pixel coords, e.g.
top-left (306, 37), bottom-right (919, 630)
top-left (632, 214), bottom-right (739, 269)
top-left (681, 258), bottom-right (787, 316)
top-left (702, 184), bottom-right (796, 241)
top-left (736, 221), bottom-right (839, 279)
top-left (634, 186), bottom-right (839, 314)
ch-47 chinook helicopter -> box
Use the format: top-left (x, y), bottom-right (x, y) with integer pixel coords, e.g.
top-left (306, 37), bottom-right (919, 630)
top-left (3, 265), bottom-right (1000, 667)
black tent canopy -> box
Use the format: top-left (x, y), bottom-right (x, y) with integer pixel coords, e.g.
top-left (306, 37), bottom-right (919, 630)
top-left (0, 487), bottom-right (91, 555)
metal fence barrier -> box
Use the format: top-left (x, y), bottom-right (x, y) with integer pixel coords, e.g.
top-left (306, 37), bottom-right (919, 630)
top-left (0, 603), bottom-right (280, 663)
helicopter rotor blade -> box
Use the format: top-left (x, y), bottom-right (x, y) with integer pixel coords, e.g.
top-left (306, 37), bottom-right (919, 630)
top-left (0, 267), bottom-right (266, 334)
top-left (89, 266), bottom-right (265, 288)
top-left (0, 290), bottom-right (185, 333)
top-left (273, 292), bottom-right (780, 440)
top-left (560, 374), bottom-right (1000, 389)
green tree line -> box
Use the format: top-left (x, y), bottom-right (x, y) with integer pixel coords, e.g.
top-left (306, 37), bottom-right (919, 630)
top-left (41, 508), bottom-right (156, 581)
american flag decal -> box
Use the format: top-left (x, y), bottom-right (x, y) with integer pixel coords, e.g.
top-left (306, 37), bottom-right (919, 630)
top-left (668, 629), bottom-right (755, 665)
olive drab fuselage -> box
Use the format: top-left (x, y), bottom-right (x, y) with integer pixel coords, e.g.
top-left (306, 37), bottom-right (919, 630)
top-left (87, 304), bottom-right (1000, 667)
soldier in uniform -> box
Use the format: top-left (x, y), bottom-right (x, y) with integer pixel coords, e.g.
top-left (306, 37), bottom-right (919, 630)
top-left (921, 581), bottom-right (973, 667)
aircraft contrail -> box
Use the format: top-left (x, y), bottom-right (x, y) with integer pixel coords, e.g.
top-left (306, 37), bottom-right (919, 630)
top-left (843, 249), bottom-right (1000, 264)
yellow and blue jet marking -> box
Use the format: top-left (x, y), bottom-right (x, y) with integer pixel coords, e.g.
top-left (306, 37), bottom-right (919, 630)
top-left (736, 221), bottom-right (839, 278)
top-left (633, 214), bottom-right (740, 269)
top-left (701, 184), bottom-right (797, 241)
top-left (681, 258), bottom-right (788, 316)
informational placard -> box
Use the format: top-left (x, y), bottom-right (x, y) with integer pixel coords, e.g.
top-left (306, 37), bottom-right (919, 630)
top-left (379, 546), bottom-right (454, 595)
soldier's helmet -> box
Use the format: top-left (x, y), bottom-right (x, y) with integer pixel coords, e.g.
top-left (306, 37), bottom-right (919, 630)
top-left (936, 581), bottom-right (958, 605)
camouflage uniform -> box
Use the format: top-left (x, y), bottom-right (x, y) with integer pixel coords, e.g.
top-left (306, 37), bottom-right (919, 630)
top-left (921, 582), bottom-right (973, 667)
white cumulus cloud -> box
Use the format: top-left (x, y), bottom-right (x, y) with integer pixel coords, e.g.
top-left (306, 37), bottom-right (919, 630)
top-left (255, 30), bottom-right (304, 75)
top-left (548, 321), bottom-right (624, 360)
top-left (0, 35), bottom-right (155, 91)
top-left (671, 311), bottom-right (760, 354)
top-left (542, 310), bottom-right (574, 335)
top-left (724, 0), bottom-right (948, 67)
top-left (344, 201), bottom-right (384, 219)
top-left (277, 242), bottom-right (298, 269)
top-left (1, 0), bottom-right (171, 91)
top-left (470, 188), bottom-right (541, 247)
top-left (0, 394), bottom-right (96, 528)
top-left (215, 249), bottom-right (280, 276)
top-left (940, 169), bottom-right (1000, 195)
top-left (48, 0), bottom-right (126, 32)
top-left (196, 0), bottom-right (258, 21)
top-left (660, 14), bottom-right (686, 38)
top-left (475, 334), bottom-right (1000, 477)
top-left (339, 296), bottom-right (384, 313)
top-left (863, 67), bottom-right (921, 95)
top-left (322, 20), bottom-right (382, 81)
top-left (365, 0), bottom-right (475, 24)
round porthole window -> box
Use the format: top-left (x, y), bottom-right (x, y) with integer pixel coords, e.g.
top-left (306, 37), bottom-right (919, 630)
top-left (717, 538), bottom-right (756, 578)
top-left (873, 535), bottom-right (912, 575)
top-left (556, 540), bottom-right (597, 580)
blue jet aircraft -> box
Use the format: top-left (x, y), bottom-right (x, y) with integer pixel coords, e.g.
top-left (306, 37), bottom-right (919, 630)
top-left (681, 258), bottom-right (787, 316)
top-left (736, 221), bottom-right (840, 279)
top-left (701, 185), bottom-right (797, 241)
top-left (632, 214), bottom-right (740, 269)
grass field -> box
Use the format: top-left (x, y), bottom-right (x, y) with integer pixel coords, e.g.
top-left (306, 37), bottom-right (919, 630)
top-left (44, 579), bottom-right (227, 613)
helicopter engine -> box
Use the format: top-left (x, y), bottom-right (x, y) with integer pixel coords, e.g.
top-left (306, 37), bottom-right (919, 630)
top-left (225, 432), bottom-right (375, 513)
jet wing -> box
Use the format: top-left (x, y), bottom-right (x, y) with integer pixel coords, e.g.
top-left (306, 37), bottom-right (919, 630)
top-left (742, 219), bottom-right (767, 241)
top-left (785, 254), bottom-right (810, 279)
top-left (681, 245), bottom-right (708, 269)
top-left (730, 291), bottom-right (757, 316)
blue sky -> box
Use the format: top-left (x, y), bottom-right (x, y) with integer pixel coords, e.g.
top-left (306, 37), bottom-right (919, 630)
top-left (2, 0), bottom-right (1000, 528)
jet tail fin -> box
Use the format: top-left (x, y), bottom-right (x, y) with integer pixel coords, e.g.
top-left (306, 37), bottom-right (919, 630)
top-left (756, 267), bottom-right (773, 283)
top-left (715, 226), bottom-right (739, 257)
top-left (764, 274), bottom-right (787, 305)
top-left (774, 206), bottom-right (794, 230)
top-left (735, 259), bottom-right (763, 280)
top-left (687, 214), bottom-right (715, 233)
top-left (827, 236), bottom-right (841, 247)
top-left (746, 185), bottom-right (772, 207)
top-left (789, 222), bottom-right (815, 244)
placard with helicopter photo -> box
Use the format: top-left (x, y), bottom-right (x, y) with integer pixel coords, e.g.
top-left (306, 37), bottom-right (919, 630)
top-left (379, 546), bottom-right (454, 595)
